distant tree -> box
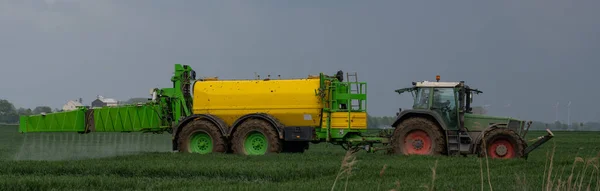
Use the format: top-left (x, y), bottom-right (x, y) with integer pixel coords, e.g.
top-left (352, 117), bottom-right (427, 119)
top-left (367, 114), bottom-right (380, 128)
top-left (17, 108), bottom-right (33, 116)
top-left (123, 97), bottom-right (150, 105)
top-left (367, 114), bottom-right (396, 129)
top-left (0, 99), bottom-right (18, 123)
top-left (585, 122), bottom-right (600, 131)
top-left (471, 106), bottom-right (487, 115)
top-left (33, 106), bottom-right (53, 115)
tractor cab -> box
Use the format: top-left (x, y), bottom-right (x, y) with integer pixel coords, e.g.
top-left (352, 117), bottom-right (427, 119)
top-left (394, 75), bottom-right (480, 132)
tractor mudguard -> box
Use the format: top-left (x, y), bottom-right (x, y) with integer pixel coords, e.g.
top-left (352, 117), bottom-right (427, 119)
top-left (471, 123), bottom-right (507, 147)
top-left (229, 113), bottom-right (285, 139)
top-left (472, 124), bottom-right (554, 158)
top-left (391, 109), bottom-right (448, 130)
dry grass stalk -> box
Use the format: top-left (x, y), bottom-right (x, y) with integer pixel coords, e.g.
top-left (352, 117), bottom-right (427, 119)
top-left (538, 142), bottom-right (600, 191)
top-left (515, 172), bottom-right (527, 191)
top-left (344, 155), bottom-right (356, 191)
top-left (422, 160), bottom-right (439, 191)
top-left (388, 180), bottom-right (401, 191)
top-left (586, 164), bottom-right (597, 191)
top-left (543, 150), bottom-right (549, 190)
top-left (594, 162), bottom-right (600, 191)
top-left (479, 158), bottom-right (484, 191)
top-left (556, 164), bottom-right (569, 190)
top-left (545, 142), bottom-right (556, 191)
top-left (481, 133), bottom-right (493, 191)
top-left (377, 164), bottom-right (387, 191)
top-left (577, 157), bottom-right (598, 191)
top-left (331, 148), bottom-right (359, 191)
top-left (568, 157), bottom-right (585, 190)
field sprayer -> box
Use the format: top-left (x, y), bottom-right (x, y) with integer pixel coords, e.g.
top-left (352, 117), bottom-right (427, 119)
top-left (17, 64), bottom-right (553, 158)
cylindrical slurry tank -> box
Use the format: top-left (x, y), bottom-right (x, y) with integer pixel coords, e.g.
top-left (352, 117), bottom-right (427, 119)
top-left (192, 77), bottom-right (324, 127)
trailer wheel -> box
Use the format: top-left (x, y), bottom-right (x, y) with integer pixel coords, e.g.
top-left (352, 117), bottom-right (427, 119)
top-left (391, 117), bottom-right (445, 155)
top-left (178, 119), bottom-right (227, 154)
top-left (231, 119), bottom-right (282, 155)
top-left (479, 128), bottom-right (524, 159)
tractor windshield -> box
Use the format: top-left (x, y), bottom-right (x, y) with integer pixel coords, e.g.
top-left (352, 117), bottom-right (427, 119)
top-left (433, 88), bottom-right (456, 110)
top-left (413, 88), bottom-right (430, 109)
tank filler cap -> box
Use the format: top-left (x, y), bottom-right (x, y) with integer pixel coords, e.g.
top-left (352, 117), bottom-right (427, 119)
top-left (335, 70), bottom-right (344, 82)
top-left (436, 75), bottom-right (440, 82)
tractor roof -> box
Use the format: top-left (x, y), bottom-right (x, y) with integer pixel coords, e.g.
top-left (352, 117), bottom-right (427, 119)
top-left (414, 81), bottom-right (460, 88)
top-left (395, 80), bottom-right (482, 94)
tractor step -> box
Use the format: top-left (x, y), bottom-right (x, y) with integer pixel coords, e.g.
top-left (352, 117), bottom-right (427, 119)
top-left (446, 130), bottom-right (472, 155)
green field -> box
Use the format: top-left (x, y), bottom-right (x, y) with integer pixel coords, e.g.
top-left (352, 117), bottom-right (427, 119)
top-left (0, 124), bottom-right (598, 191)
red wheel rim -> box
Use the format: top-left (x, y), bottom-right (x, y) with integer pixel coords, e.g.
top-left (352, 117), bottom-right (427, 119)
top-left (403, 130), bottom-right (431, 154)
top-left (488, 139), bottom-right (515, 158)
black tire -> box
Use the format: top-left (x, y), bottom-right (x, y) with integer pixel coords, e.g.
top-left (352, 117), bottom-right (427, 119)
top-left (391, 117), bottom-right (445, 155)
top-left (478, 128), bottom-right (525, 159)
top-left (177, 119), bottom-right (228, 154)
top-left (282, 141), bottom-right (309, 153)
top-left (231, 119), bottom-right (282, 155)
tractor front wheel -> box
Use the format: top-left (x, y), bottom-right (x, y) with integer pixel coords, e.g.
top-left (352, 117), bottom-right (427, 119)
top-left (391, 117), bottom-right (445, 155)
top-left (178, 119), bottom-right (228, 154)
top-left (479, 128), bottom-right (525, 159)
top-left (231, 119), bottom-right (282, 155)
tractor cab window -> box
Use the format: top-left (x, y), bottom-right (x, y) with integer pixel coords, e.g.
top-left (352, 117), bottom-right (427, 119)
top-left (414, 88), bottom-right (431, 109)
top-left (432, 88), bottom-right (456, 111)
top-left (432, 88), bottom-right (458, 128)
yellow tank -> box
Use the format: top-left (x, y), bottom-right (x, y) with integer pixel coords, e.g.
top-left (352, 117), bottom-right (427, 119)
top-left (192, 78), bottom-right (324, 127)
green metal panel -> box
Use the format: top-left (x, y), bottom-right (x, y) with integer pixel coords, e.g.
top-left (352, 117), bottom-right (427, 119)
top-left (19, 108), bottom-right (86, 133)
top-left (19, 104), bottom-right (169, 133)
top-left (315, 72), bottom-right (368, 142)
top-left (92, 104), bottom-right (166, 132)
top-left (17, 64), bottom-right (195, 135)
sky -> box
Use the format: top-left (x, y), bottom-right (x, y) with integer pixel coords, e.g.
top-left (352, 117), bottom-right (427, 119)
top-left (1, 0), bottom-right (598, 123)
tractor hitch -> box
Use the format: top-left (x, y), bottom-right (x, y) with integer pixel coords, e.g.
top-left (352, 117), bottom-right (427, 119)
top-left (524, 129), bottom-right (554, 157)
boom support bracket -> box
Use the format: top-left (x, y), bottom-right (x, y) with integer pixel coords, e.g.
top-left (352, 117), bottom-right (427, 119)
top-left (524, 129), bottom-right (554, 157)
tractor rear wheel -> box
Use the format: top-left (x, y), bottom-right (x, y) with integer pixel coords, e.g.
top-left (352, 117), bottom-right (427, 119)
top-left (231, 119), bottom-right (282, 155)
top-left (479, 128), bottom-right (525, 159)
top-left (391, 117), bottom-right (445, 155)
top-left (178, 119), bottom-right (228, 154)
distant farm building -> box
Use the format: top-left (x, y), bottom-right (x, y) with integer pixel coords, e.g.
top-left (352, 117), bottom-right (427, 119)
top-left (62, 99), bottom-right (84, 111)
top-left (91, 95), bottom-right (119, 108)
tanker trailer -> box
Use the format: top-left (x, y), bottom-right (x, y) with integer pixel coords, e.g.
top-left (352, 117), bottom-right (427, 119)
top-left (174, 69), bottom-right (374, 155)
top-left (19, 64), bottom-right (382, 156)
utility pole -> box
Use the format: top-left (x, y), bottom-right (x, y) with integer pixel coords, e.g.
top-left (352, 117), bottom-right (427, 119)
top-left (554, 102), bottom-right (559, 122)
top-left (567, 101), bottom-right (571, 129)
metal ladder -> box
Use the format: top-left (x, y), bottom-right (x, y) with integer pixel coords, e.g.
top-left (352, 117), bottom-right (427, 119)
top-left (346, 72), bottom-right (359, 93)
top-left (346, 72), bottom-right (361, 110)
top-left (446, 130), bottom-right (473, 155)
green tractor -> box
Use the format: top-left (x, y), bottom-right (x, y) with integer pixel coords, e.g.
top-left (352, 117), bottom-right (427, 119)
top-left (390, 76), bottom-right (553, 159)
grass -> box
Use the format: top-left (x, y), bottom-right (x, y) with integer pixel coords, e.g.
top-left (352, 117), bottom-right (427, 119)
top-left (0, 124), bottom-right (599, 190)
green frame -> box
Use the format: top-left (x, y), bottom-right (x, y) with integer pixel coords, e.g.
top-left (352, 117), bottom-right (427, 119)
top-left (315, 72), bottom-right (368, 142)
